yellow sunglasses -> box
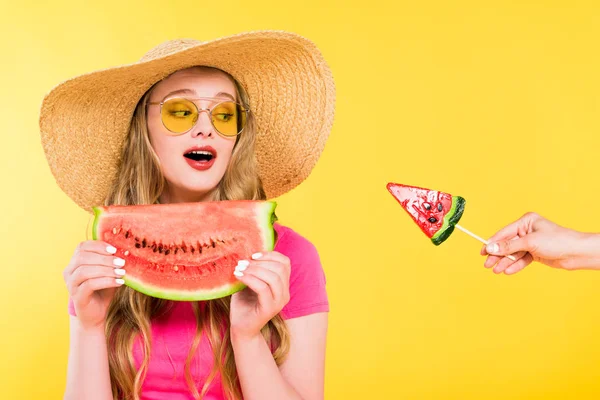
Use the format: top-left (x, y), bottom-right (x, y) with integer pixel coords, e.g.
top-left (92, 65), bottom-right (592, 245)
top-left (147, 97), bottom-right (249, 137)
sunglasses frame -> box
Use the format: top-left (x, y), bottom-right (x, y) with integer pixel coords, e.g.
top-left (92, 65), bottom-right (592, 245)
top-left (147, 96), bottom-right (250, 138)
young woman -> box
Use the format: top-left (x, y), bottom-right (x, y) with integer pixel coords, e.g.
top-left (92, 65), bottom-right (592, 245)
top-left (39, 31), bottom-right (336, 400)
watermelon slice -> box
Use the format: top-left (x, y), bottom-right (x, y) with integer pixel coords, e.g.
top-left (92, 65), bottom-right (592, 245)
top-left (92, 200), bottom-right (277, 301)
top-left (387, 183), bottom-right (465, 245)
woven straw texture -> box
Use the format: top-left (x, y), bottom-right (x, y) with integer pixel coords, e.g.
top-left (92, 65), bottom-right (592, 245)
top-left (39, 30), bottom-right (336, 212)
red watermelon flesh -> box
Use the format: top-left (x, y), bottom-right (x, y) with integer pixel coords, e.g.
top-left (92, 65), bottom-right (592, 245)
top-left (92, 200), bottom-right (276, 301)
top-left (386, 183), bottom-right (465, 245)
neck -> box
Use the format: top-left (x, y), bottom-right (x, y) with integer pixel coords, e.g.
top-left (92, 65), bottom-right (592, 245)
top-left (159, 187), bottom-right (215, 204)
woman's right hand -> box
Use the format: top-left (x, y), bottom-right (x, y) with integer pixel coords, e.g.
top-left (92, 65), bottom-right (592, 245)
top-left (63, 241), bottom-right (126, 331)
top-left (482, 212), bottom-right (600, 275)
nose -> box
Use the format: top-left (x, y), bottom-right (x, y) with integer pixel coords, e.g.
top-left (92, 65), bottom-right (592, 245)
top-left (191, 109), bottom-right (213, 138)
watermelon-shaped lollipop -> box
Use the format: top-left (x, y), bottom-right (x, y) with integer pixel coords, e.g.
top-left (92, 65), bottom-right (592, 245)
top-left (386, 182), bottom-right (516, 259)
top-left (387, 183), bottom-right (465, 245)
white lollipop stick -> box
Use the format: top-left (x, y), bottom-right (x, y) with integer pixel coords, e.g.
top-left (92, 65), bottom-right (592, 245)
top-left (455, 224), bottom-right (517, 261)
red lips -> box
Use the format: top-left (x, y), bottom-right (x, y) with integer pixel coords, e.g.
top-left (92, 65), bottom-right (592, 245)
top-left (183, 146), bottom-right (217, 171)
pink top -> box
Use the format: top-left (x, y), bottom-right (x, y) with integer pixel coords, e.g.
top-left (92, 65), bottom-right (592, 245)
top-left (68, 224), bottom-right (329, 399)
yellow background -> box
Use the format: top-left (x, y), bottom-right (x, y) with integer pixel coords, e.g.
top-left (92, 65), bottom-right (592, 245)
top-left (2, 0), bottom-right (600, 398)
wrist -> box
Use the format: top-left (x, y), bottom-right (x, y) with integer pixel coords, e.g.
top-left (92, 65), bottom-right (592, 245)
top-left (583, 233), bottom-right (600, 269)
top-left (569, 232), bottom-right (600, 270)
top-left (230, 327), bottom-right (262, 345)
top-left (73, 319), bottom-right (106, 337)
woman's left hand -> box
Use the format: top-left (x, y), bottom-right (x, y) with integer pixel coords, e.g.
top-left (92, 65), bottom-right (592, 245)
top-left (229, 251), bottom-right (291, 339)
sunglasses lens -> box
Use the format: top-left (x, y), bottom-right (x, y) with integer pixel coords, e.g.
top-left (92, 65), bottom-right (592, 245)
top-left (211, 101), bottom-right (247, 137)
top-left (161, 98), bottom-right (198, 134)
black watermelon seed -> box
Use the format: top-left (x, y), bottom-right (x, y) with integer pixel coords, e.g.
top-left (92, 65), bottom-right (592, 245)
top-left (174, 248), bottom-right (178, 255)
top-left (135, 243), bottom-right (141, 248)
top-left (437, 203), bottom-right (443, 212)
top-left (142, 239), bottom-right (147, 248)
top-left (424, 203), bottom-right (432, 210)
top-left (165, 249), bottom-right (170, 255)
top-left (191, 247), bottom-right (195, 254)
top-left (125, 231), bottom-right (130, 239)
top-left (428, 217), bottom-right (438, 223)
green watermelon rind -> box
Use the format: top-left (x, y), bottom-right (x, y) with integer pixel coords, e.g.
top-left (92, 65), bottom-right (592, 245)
top-left (91, 206), bottom-right (103, 240)
top-left (431, 196), bottom-right (466, 246)
top-left (90, 201), bottom-right (278, 301)
top-left (262, 201), bottom-right (278, 251)
top-left (124, 276), bottom-right (247, 301)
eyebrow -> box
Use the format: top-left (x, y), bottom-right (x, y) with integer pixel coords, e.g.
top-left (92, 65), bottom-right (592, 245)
top-left (161, 89), bottom-right (236, 102)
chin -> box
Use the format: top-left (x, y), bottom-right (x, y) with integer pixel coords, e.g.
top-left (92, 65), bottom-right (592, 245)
top-left (181, 180), bottom-right (221, 196)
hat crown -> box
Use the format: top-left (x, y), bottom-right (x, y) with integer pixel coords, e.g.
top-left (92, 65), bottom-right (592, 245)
top-left (139, 39), bottom-right (203, 62)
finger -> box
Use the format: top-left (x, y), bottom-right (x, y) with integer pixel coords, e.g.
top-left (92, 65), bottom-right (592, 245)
top-left (77, 240), bottom-right (119, 256)
top-left (486, 236), bottom-right (531, 257)
top-left (484, 235), bottom-right (520, 267)
top-left (69, 265), bottom-right (126, 295)
top-left (238, 260), bottom-right (288, 281)
top-left (484, 254), bottom-right (503, 269)
top-left (492, 251), bottom-right (528, 274)
top-left (234, 271), bottom-right (273, 306)
top-left (245, 266), bottom-right (284, 300)
top-left (486, 212), bottom-right (540, 245)
top-left (65, 254), bottom-right (126, 284)
top-left (236, 265), bottom-right (283, 302)
top-left (65, 241), bottom-right (121, 277)
top-left (77, 276), bottom-right (124, 300)
top-left (486, 218), bottom-right (526, 244)
top-left (480, 244), bottom-right (488, 256)
top-left (504, 253), bottom-right (534, 275)
top-left (250, 251), bottom-right (290, 265)
top-left (81, 253), bottom-right (126, 268)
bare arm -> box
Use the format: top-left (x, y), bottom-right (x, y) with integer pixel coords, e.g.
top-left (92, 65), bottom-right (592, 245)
top-left (64, 318), bottom-right (113, 400)
top-left (232, 313), bottom-right (328, 400)
top-left (63, 240), bottom-right (125, 399)
top-left (229, 248), bottom-right (328, 400)
top-left (483, 212), bottom-right (600, 274)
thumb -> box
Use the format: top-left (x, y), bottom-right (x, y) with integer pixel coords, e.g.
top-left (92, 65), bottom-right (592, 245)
top-left (486, 237), bottom-right (530, 255)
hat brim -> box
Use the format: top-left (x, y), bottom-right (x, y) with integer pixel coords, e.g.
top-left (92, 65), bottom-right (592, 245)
top-left (39, 30), bottom-right (336, 212)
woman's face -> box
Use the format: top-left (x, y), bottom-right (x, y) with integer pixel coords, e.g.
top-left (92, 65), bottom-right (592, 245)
top-left (147, 67), bottom-right (238, 203)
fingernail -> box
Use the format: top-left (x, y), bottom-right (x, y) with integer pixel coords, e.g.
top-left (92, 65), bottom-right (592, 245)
top-left (251, 253), bottom-right (263, 260)
top-left (115, 269), bottom-right (126, 276)
top-left (106, 245), bottom-right (117, 254)
top-left (236, 260), bottom-right (250, 271)
top-left (116, 278), bottom-right (125, 285)
top-left (486, 243), bottom-right (499, 254)
top-left (113, 258), bottom-right (126, 267)
top-left (234, 270), bottom-right (244, 277)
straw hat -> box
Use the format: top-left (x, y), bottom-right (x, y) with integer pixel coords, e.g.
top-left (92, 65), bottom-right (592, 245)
top-left (39, 30), bottom-right (336, 212)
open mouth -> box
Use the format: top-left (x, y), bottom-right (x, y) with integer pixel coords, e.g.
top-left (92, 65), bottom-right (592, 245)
top-left (184, 150), bottom-right (215, 162)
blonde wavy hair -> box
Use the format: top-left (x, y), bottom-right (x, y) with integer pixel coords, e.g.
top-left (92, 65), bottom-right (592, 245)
top-left (102, 66), bottom-right (290, 400)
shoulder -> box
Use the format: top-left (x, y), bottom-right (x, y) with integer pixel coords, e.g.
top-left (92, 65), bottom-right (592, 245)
top-left (274, 223), bottom-right (329, 319)
top-left (274, 223), bottom-right (326, 289)
top-left (274, 223), bottom-right (321, 269)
